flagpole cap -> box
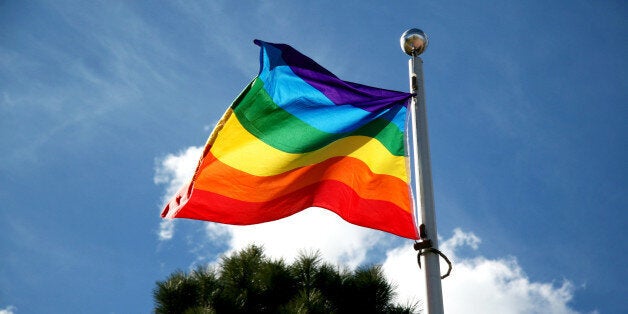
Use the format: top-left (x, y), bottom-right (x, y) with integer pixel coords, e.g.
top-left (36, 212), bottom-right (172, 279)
top-left (400, 28), bottom-right (428, 56)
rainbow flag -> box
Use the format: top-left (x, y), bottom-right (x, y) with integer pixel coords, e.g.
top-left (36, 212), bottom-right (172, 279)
top-left (162, 40), bottom-right (418, 239)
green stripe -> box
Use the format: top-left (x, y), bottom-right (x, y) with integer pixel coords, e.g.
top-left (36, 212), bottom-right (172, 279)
top-left (231, 78), bottom-right (405, 156)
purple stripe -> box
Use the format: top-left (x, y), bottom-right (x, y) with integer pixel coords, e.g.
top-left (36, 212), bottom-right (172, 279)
top-left (254, 40), bottom-right (412, 112)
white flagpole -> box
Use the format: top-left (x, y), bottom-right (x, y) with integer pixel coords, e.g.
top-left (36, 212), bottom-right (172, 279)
top-left (401, 29), bottom-right (444, 314)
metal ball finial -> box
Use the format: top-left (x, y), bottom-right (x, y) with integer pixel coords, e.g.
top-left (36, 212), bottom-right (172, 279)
top-left (400, 28), bottom-right (428, 56)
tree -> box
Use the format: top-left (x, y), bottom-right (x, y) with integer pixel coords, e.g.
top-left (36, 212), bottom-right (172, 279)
top-left (153, 267), bottom-right (218, 313)
top-left (154, 245), bottom-right (420, 313)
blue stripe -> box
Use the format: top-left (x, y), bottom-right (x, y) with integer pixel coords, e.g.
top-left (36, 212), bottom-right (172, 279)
top-left (258, 44), bottom-right (406, 134)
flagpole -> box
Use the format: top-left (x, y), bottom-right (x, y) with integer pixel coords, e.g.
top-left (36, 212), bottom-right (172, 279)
top-left (401, 29), bottom-right (444, 314)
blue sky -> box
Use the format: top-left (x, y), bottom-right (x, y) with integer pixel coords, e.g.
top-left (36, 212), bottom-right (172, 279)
top-left (1, 1), bottom-right (626, 313)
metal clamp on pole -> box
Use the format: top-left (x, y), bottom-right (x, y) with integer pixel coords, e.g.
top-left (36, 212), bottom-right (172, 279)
top-left (413, 223), bottom-right (452, 279)
top-left (413, 240), bottom-right (453, 279)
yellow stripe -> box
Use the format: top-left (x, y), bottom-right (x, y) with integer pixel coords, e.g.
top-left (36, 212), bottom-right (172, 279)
top-left (210, 113), bottom-right (409, 182)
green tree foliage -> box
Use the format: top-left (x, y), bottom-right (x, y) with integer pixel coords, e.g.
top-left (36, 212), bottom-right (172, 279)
top-left (154, 245), bottom-right (420, 313)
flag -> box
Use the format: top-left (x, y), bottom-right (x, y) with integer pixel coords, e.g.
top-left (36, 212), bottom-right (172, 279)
top-left (161, 40), bottom-right (418, 239)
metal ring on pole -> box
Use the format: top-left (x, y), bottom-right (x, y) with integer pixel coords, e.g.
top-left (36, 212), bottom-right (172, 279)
top-left (416, 246), bottom-right (453, 279)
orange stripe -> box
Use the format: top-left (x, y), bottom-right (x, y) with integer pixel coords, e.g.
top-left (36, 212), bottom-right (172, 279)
top-left (193, 152), bottom-right (412, 214)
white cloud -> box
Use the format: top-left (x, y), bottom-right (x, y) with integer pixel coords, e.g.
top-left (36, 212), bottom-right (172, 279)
top-left (207, 207), bottom-right (387, 269)
top-left (0, 305), bottom-right (16, 314)
top-left (382, 228), bottom-right (584, 314)
top-left (154, 148), bottom-right (586, 313)
top-left (158, 220), bottom-right (176, 241)
top-left (153, 146), bottom-right (203, 201)
top-left (154, 146), bottom-right (203, 240)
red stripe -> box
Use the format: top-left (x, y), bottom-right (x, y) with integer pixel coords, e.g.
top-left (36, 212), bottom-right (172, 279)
top-left (173, 180), bottom-right (418, 239)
